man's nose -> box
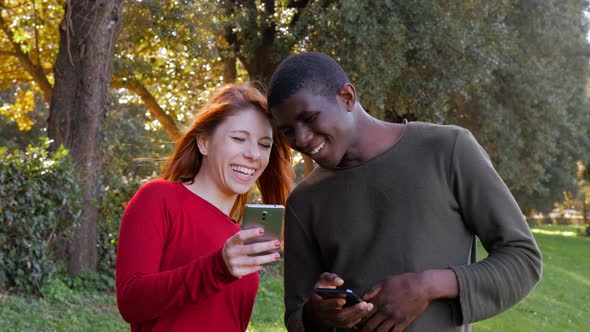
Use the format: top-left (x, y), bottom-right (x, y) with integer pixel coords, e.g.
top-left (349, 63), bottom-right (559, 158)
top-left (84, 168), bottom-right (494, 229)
top-left (294, 126), bottom-right (312, 148)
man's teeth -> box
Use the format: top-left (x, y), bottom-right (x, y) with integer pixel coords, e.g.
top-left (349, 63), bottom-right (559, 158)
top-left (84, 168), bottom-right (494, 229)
top-left (232, 166), bottom-right (255, 176)
top-left (310, 141), bottom-right (325, 155)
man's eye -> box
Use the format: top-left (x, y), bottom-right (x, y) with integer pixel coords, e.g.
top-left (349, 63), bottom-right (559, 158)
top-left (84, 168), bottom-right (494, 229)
top-left (304, 114), bottom-right (317, 123)
top-left (281, 129), bottom-right (293, 137)
top-left (231, 137), bottom-right (246, 142)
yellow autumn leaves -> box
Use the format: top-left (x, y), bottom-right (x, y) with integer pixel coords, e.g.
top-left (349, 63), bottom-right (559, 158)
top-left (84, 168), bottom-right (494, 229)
top-left (0, 88), bottom-right (35, 131)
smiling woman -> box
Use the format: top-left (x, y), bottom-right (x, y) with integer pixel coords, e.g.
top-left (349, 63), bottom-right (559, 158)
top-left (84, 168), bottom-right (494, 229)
top-left (115, 82), bottom-right (294, 332)
top-left (191, 108), bottom-right (274, 204)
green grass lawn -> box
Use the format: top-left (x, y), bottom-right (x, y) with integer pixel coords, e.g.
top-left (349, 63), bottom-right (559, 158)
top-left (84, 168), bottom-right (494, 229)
top-left (1, 225), bottom-right (588, 331)
top-left (473, 226), bottom-right (590, 332)
top-left (0, 288), bottom-right (127, 331)
top-left (249, 225), bottom-right (590, 331)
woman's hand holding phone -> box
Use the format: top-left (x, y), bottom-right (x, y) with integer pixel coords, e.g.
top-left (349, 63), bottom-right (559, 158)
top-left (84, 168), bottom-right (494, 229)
top-left (222, 228), bottom-right (281, 278)
top-left (303, 272), bottom-right (374, 329)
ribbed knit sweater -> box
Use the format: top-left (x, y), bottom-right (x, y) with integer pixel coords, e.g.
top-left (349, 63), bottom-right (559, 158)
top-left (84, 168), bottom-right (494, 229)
top-left (284, 122), bottom-right (542, 331)
top-left (116, 179), bottom-right (258, 332)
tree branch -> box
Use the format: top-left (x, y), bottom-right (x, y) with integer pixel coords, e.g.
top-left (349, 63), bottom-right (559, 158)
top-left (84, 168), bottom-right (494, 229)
top-left (564, 46), bottom-right (590, 57)
top-left (0, 50), bottom-right (17, 56)
top-left (110, 77), bottom-right (181, 141)
top-left (0, 14), bottom-right (53, 103)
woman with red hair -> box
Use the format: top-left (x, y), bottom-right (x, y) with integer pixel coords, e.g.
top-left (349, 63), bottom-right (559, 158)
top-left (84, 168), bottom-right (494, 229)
top-left (116, 82), bottom-right (294, 331)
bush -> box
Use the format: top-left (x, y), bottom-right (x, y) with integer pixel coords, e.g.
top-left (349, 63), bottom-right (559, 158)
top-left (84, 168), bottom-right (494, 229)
top-left (40, 277), bottom-right (80, 305)
top-left (63, 269), bottom-right (115, 293)
top-left (98, 173), bottom-right (143, 275)
top-left (0, 138), bottom-right (82, 293)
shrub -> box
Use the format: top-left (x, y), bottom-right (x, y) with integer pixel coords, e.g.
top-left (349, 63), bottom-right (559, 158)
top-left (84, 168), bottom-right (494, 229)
top-left (40, 277), bottom-right (80, 305)
top-left (63, 269), bottom-right (115, 293)
top-left (0, 138), bottom-right (82, 293)
top-left (98, 172), bottom-right (144, 275)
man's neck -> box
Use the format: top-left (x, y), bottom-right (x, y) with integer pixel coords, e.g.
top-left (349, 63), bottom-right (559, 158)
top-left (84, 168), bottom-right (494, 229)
top-left (338, 111), bottom-right (406, 167)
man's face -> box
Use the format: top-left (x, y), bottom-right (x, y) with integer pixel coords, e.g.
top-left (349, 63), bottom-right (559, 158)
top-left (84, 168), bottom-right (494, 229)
top-left (271, 89), bottom-right (354, 168)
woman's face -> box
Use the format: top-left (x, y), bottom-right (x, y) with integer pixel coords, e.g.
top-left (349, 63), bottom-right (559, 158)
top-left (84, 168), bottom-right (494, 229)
top-left (198, 108), bottom-right (273, 197)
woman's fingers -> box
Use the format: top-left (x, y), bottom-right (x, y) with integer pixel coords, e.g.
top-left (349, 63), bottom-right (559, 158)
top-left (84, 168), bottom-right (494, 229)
top-left (226, 238), bottom-right (280, 257)
top-left (228, 228), bottom-right (264, 245)
top-left (230, 251), bottom-right (280, 267)
top-left (223, 229), bottom-right (281, 278)
top-left (242, 239), bottom-right (281, 255)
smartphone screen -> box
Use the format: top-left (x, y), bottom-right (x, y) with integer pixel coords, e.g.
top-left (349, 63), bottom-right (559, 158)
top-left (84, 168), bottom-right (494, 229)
top-left (241, 204), bottom-right (285, 250)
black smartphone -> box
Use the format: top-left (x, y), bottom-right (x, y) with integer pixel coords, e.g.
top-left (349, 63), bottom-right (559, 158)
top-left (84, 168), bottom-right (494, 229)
top-left (241, 204), bottom-right (284, 251)
top-left (313, 288), bottom-right (363, 307)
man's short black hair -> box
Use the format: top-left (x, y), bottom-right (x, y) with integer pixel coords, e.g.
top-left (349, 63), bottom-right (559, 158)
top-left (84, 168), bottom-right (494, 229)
top-left (267, 52), bottom-right (350, 110)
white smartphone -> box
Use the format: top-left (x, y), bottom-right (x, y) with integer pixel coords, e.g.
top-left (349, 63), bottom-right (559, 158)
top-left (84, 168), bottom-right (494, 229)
top-left (241, 204), bottom-right (285, 250)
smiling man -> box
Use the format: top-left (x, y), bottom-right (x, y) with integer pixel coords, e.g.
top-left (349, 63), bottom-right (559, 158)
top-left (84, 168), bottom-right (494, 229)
top-left (268, 52), bottom-right (542, 332)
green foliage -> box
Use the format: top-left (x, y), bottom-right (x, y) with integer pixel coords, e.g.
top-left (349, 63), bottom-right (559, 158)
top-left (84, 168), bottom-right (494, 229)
top-left (98, 173), bottom-right (142, 275)
top-left (0, 228), bottom-right (587, 332)
top-left (0, 138), bottom-right (82, 293)
top-left (97, 98), bottom-right (163, 275)
top-left (0, 287), bottom-right (127, 331)
top-left (441, 0), bottom-right (590, 213)
top-left (305, 1), bottom-right (511, 121)
top-left (63, 270), bottom-right (115, 293)
top-left (40, 277), bottom-right (81, 305)
top-left (1, 0), bottom-right (590, 270)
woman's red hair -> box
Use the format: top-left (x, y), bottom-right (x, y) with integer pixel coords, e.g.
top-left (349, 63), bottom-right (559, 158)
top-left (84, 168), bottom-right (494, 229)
top-left (161, 82), bottom-right (294, 219)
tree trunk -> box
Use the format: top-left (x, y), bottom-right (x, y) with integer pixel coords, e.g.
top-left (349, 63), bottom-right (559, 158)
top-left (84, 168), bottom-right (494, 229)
top-left (223, 55), bottom-right (237, 83)
top-left (47, 0), bottom-right (123, 275)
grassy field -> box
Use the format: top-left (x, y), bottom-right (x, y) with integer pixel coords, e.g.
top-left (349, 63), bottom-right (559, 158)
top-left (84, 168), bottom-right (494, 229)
top-left (1, 225), bottom-right (588, 331)
top-left (0, 283), bottom-right (126, 331)
top-left (251, 225), bottom-right (590, 331)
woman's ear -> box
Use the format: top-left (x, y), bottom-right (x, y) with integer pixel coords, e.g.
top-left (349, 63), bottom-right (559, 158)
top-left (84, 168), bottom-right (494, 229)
top-left (338, 83), bottom-right (357, 111)
top-left (197, 135), bottom-right (208, 156)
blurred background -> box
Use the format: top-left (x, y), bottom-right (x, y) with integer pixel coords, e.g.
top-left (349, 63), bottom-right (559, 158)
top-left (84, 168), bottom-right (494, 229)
top-left (0, 0), bottom-right (589, 331)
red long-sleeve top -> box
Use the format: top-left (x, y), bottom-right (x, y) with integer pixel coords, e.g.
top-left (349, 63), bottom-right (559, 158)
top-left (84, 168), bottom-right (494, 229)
top-left (116, 179), bottom-right (259, 332)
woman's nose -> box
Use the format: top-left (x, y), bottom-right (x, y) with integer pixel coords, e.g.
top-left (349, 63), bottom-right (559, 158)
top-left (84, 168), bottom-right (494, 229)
top-left (243, 142), bottom-right (261, 160)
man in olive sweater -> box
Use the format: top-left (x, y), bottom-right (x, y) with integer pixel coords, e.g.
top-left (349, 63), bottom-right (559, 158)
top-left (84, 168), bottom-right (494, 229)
top-left (268, 52), bottom-right (542, 332)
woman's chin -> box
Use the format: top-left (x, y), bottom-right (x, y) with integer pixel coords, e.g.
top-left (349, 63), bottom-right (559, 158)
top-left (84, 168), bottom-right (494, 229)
top-left (228, 183), bottom-right (254, 196)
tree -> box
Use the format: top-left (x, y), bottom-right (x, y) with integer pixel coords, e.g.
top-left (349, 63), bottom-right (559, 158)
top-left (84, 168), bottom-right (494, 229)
top-left (2, 0), bottom-right (590, 265)
top-left (448, 0), bottom-right (590, 213)
top-left (47, 0), bottom-right (123, 274)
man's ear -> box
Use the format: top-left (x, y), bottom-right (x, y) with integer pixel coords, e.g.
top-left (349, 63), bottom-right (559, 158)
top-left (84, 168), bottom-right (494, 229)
top-left (197, 135), bottom-right (208, 156)
top-left (338, 83), bottom-right (357, 111)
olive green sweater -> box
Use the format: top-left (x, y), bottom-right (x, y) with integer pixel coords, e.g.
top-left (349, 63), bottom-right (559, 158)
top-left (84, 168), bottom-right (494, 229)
top-left (284, 122), bottom-right (542, 332)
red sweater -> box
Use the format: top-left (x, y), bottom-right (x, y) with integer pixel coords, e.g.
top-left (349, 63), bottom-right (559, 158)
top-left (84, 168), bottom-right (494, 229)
top-left (116, 179), bottom-right (259, 332)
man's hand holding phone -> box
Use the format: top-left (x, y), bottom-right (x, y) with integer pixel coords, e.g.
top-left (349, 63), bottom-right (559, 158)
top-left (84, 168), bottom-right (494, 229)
top-left (302, 272), bottom-right (374, 330)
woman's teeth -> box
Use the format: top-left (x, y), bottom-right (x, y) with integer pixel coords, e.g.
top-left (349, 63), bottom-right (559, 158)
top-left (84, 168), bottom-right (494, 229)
top-left (232, 165), bottom-right (255, 176)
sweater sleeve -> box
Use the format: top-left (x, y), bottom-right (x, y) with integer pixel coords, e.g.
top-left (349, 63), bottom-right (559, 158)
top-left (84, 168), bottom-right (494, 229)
top-left (448, 129), bottom-right (542, 324)
top-left (283, 199), bottom-right (329, 332)
top-left (115, 182), bottom-right (238, 324)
